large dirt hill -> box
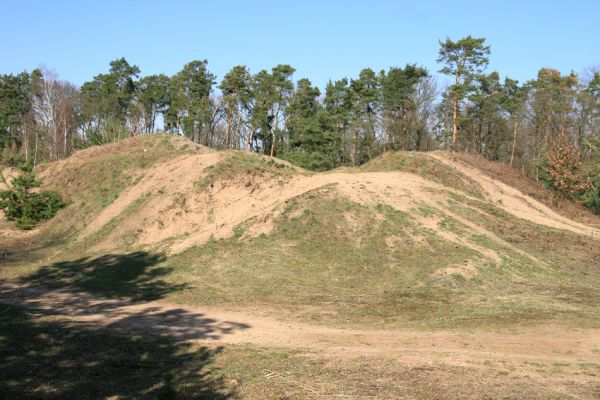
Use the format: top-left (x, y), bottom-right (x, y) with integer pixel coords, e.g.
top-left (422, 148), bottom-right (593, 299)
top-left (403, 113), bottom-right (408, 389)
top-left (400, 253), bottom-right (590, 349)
top-left (3, 135), bottom-right (596, 255)
top-left (2, 134), bottom-right (600, 329)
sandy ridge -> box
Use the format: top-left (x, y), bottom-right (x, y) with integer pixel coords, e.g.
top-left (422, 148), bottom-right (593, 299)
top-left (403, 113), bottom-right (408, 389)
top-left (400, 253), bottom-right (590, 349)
top-left (429, 152), bottom-right (599, 238)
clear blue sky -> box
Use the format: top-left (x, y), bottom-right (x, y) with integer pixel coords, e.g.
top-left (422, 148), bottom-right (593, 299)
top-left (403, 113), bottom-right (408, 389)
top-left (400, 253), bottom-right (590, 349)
top-left (2, 0), bottom-right (599, 89)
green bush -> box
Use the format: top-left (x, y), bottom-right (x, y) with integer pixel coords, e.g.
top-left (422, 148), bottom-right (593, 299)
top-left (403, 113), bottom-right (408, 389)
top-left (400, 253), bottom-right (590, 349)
top-left (0, 171), bottom-right (66, 230)
top-left (581, 182), bottom-right (600, 215)
top-left (285, 151), bottom-right (335, 171)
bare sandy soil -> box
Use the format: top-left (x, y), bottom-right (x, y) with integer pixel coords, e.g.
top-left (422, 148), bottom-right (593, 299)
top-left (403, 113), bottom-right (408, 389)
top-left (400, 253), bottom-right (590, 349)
top-left (4, 145), bottom-right (597, 257)
top-left (430, 153), bottom-right (598, 236)
top-left (73, 151), bottom-right (598, 256)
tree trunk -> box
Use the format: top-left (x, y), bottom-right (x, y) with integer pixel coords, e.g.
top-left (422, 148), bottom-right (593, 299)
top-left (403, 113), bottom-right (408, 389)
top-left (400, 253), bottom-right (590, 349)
top-left (270, 106), bottom-right (279, 157)
top-left (351, 126), bottom-right (357, 166)
top-left (282, 113), bottom-right (288, 154)
top-left (225, 109), bottom-right (232, 149)
top-left (452, 96), bottom-right (458, 152)
top-left (64, 123), bottom-right (67, 158)
top-left (383, 117), bottom-right (396, 150)
top-left (34, 129), bottom-right (38, 167)
top-left (233, 112), bottom-right (241, 150)
top-left (24, 125), bottom-right (28, 163)
top-left (510, 120), bottom-right (518, 167)
top-left (444, 106), bottom-right (449, 150)
top-left (246, 125), bottom-right (253, 152)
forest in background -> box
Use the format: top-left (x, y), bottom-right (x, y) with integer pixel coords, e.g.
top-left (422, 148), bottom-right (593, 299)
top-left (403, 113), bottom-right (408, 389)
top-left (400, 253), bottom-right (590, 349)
top-left (1, 36), bottom-right (599, 211)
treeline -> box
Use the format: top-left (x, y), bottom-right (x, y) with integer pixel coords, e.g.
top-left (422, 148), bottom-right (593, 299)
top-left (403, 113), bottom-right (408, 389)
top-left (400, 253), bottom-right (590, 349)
top-left (0, 59), bottom-right (437, 171)
top-left (1, 36), bottom-right (599, 203)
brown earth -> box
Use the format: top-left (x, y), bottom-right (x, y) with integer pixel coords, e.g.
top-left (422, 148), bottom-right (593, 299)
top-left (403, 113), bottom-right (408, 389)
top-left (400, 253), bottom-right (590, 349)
top-left (3, 139), bottom-right (598, 258)
top-left (2, 282), bottom-right (599, 399)
top-left (430, 152), bottom-right (598, 236)
top-left (71, 150), bottom-right (598, 257)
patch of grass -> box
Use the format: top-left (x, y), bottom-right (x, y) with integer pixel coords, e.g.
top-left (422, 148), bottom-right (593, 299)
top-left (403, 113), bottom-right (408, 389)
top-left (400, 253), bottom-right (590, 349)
top-left (578, 363), bottom-right (600, 374)
top-left (469, 233), bottom-right (501, 251)
top-left (46, 136), bottom-right (186, 210)
top-left (551, 362), bottom-right (570, 373)
top-left (20, 251), bottom-right (186, 301)
top-left (418, 204), bottom-right (437, 217)
top-left (212, 345), bottom-right (584, 399)
top-left (438, 216), bottom-right (466, 236)
top-left (233, 226), bottom-right (245, 238)
top-left (195, 152), bottom-right (299, 189)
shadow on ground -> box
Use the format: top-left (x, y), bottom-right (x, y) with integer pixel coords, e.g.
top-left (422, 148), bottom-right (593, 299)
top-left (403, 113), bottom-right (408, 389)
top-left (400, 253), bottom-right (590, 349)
top-left (0, 283), bottom-right (250, 341)
top-left (0, 304), bottom-right (235, 399)
top-left (20, 251), bottom-right (184, 301)
top-left (0, 251), bottom-right (250, 398)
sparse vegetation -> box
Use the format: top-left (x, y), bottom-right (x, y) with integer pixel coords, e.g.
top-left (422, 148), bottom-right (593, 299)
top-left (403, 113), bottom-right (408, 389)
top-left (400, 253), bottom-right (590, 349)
top-left (195, 151), bottom-right (299, 190)
top-left (359, 151), bottom-right (485, 198)
top-left (2, 136), bottom-right (599, 332)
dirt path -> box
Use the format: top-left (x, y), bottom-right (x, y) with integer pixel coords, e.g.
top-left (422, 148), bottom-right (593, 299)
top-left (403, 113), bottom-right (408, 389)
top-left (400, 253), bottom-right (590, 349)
top-left (429, 152), bottom-right (599, 238)
top-left (3, 284), bottom-right (600, 398)
top-left (2, 283), bottom-right (599, 365)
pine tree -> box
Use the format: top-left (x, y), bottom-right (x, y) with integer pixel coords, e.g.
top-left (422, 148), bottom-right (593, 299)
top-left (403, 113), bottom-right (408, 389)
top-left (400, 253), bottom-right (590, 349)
top-left (437, 35), bottom-right (490, 151)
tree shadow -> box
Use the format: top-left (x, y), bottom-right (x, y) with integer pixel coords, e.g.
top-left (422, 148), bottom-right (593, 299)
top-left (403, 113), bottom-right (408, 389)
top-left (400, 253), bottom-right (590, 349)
top-left (0, 283), bottom-right (251, 341)
top-left (2, 252), bottom-right (253, 397)
top-left (20, 251), bottom-right (185, 301)
top-left (0, 304), bottom-right (235, 399)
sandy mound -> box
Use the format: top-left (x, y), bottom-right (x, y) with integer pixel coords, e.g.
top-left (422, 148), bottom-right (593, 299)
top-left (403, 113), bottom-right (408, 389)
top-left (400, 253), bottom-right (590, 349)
top-left (81, 152), bottom-right (223, 241)
top-left (80, 154), bottom-right (598, 260)
top-left (4, 136), bottom-right (598, 259)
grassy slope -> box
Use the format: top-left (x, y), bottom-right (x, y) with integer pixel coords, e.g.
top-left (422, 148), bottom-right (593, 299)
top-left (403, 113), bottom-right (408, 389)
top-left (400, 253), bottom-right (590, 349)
top-left (7, 146), bottom-right (600, 329)
top-left (357, 150), bottom-right (485, 199)
top-left (195, 151), bottom-right (301, 189)
top-left (454, 152), bottom-right (600, 227)
top-left (165, 151), bottom-right (599, 328)
top-left (41, 136), bottom-right (197, 236)
top-left (164, 188), bottom-right (482, 327)
top-left (161, 184), bottom-right (600, 329)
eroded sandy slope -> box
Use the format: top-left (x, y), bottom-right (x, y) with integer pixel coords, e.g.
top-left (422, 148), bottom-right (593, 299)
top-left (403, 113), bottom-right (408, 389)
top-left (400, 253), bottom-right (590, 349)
top-left (74, 150), bottom-right (598, 259)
